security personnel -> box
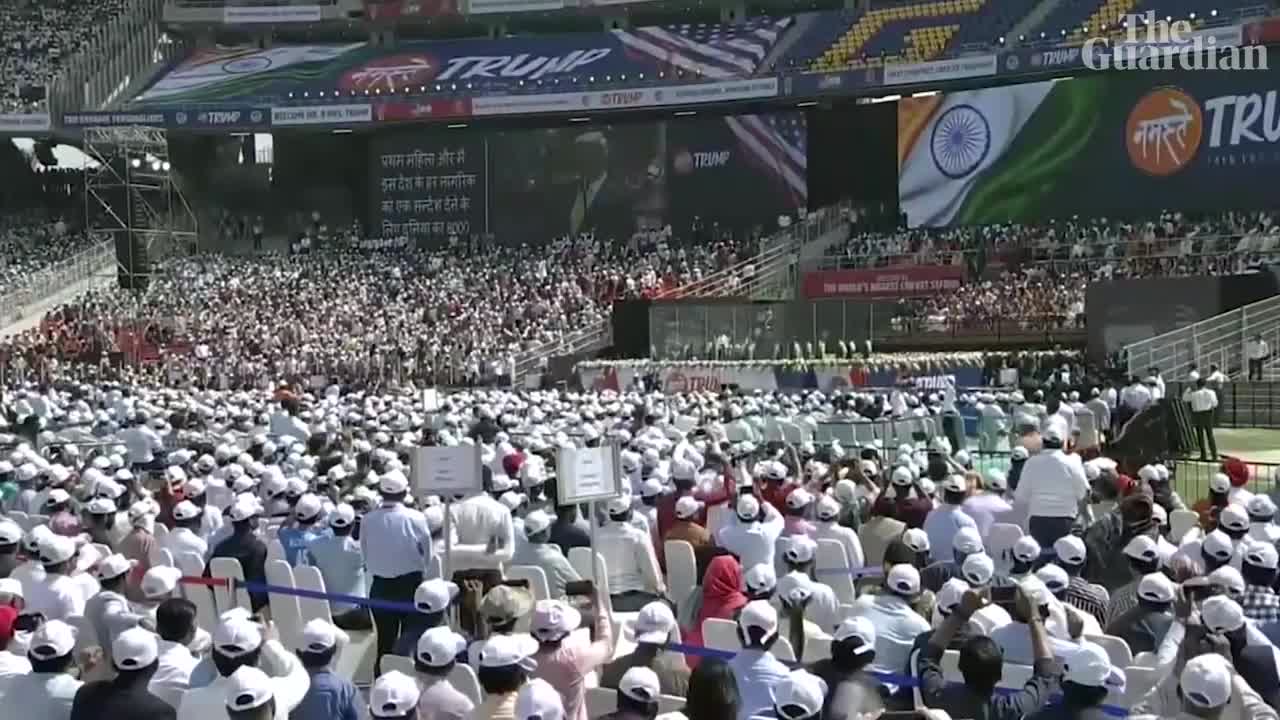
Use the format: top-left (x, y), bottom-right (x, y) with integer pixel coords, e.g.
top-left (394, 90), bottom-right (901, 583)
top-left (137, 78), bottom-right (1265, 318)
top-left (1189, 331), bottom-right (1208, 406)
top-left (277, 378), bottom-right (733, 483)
top-left (1188, 377), bottom-right (1220, 461)
top-left (360, 471), bottom-right (432, 676)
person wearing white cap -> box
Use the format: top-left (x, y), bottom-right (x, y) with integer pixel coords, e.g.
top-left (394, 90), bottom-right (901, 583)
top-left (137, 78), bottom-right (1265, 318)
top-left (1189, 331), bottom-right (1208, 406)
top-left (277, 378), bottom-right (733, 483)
top-left (178, 612), bottom-right (310, 720)
top-left (0, 519), bottom-right (23, 579)
top-left (222, 665), bottom-right (277, 720)
top-left (291, 619), bottom-right (359, 720)
top-left (448, 470), bottom-right (516, 575)
top-left (990, 577), bottom-right (1084, 666)
top-left (391, 578), bottom-right (459, 658)
top-left (921, 526), bottom-right (984, 593)
top-left (146, 598), bottom-right (201, 709)
top-left (512, 510), bottom-right (582, 601)
top-left (601, 601), bottom-right (688, 696)
top-left (301, 504), bottom-right (369, 631)
top-left (763, 669), bottom-right (827, 720)
top-left (120, 414), bottom-right (164, 470)
top-left (595, 666), bottom-right (661, 720)
top-left (1132, 646), bottom-right (1278, 720)
top-left (728, 600), bottom-right (789, 720)
top-left (471, 633), bottom-right (540, 720)
top-left (922, 474), bottom-right (978, 568)
top-left (181, 478), bottom-right (225, 546)
top-left (529, 595), bottom-right (614, 720)
top-left (210, 496), bottom-right (271, 613)
top-left (1103, 572), bottom-right (1175, 656)
top-left (849, 564), bottom-right (929, 683)
top-left (812, 494), bottom-right (864, 571)
top-left (412, 626), bottom-right (474, 720)
top-left (717, 493), bottom-right (785, 574)
top-left (82, 496), bottom-right (129, 550)
top-left (68, 627), bottom-right (173, 720)
top-left (515, 678), bottom-right (563, 720)
top-left (1014, 422), bottom-right (1089, 548)
top-left (778, 534), bottom-right (839, 632)
top-left (1247, 495), bottom-right (1280, 544)
top-left (27, 534), bottom-right (86, 620)
top-left (1022, 642), bottom-right (1123, 720)
top-left (166, 500), bottom-right (211, 560)
top-left (664, 492), bottom-right (712, 559)
top-left (963, 469), bottom-right (1014, 538)
top-left (360, 468), bottom-right (433, 676)
top-left (1008, 535), bottom-right (1041, 581)
top-left (808, 616), bottom-right (882, 718)
top-left (119, 501), bottom-right (159, 602)
top-left (1104, 534), bottom-right (1163, 621)
top-left (1239, 540), bottom-right (1280, 622)
top-left (1051, 535), bottom-right (1107, 627)
top-left (919, 586), bottom-right (1058, 720)
top-left (276, 494), bottom-right (333, 567)
top-left (83, 553), bottom-right (143, 670)
top-left (0, 619), bottom-right (82, 717)
top-left (597, 495), bottom-right (666, 611)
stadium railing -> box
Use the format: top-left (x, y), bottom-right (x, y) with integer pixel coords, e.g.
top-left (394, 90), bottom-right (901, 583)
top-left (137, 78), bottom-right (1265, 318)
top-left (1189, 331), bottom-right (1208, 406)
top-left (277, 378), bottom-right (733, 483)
top-left (1123, 294), bottom-right (1280, 382)
top-left (0, 241), bottom-right (117, 330)
top-left (509, 204), bottom-right (851, 383)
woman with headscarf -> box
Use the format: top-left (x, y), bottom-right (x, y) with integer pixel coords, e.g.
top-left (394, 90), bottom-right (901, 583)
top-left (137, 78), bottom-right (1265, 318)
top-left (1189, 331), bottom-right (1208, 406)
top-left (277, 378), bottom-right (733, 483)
top-left (683, 555), bottom-right (747, 667)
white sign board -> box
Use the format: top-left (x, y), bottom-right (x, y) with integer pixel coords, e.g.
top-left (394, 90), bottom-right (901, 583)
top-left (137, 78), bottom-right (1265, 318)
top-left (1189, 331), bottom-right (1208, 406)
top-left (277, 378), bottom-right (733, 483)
top-left (557, 445), bottom-right (621, 505)
top-left (411, 445), bottom-right (483, 495)
top-left (421, 388), bottom-right (440, 412)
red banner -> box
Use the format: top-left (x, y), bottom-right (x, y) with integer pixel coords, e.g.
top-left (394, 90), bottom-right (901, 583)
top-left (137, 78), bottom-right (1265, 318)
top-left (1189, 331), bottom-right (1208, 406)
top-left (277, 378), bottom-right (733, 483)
top-left (802, 265), bottom-right (966, 299)
top-left (373, 99), bottom-right (472, 122)
top-left (364, 0), bottom-right (459, 20)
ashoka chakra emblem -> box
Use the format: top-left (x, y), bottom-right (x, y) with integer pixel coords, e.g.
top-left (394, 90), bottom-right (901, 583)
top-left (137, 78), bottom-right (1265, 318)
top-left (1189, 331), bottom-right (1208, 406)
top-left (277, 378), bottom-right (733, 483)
top-left (930, 104), bottom-right (991, 179)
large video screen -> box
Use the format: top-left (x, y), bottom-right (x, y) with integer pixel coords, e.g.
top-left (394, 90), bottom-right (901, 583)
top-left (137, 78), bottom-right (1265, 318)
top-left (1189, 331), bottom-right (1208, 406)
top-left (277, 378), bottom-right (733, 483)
top-left (370, 111), bottom-right (806, 243)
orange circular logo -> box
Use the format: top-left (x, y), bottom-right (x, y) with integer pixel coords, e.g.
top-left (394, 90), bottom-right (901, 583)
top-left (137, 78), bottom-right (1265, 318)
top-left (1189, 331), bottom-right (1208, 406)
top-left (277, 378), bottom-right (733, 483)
top-left (1125, 87), bottom-right (1203, 176)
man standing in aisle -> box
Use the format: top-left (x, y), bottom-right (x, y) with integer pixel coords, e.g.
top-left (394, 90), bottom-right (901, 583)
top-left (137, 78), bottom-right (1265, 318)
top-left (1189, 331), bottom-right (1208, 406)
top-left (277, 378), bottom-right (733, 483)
top-left (1014, 424), bottom-right (1089, 548)
top-left (1188, 377), bottom-right (1220, 461)
top-left (361, 471), bottom-right (432, 676)
top-left (1248, 334), bottom-right (1269, 381)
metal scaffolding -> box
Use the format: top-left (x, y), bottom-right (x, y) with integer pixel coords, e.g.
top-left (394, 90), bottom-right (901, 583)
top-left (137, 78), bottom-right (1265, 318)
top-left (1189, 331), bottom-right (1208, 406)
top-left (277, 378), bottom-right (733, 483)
top-left (82, 125), bottom-right (198, 287)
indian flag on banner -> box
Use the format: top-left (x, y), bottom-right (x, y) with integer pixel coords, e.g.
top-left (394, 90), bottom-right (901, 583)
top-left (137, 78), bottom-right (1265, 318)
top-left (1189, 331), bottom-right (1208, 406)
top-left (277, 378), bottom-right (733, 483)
top-left (898, 78), bottom-right (1105, 227)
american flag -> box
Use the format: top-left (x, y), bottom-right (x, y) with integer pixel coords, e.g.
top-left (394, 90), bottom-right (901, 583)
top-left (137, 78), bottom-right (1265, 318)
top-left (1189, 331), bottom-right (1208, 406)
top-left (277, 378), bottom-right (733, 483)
top-left (615, 17), bottom-right (807, 207)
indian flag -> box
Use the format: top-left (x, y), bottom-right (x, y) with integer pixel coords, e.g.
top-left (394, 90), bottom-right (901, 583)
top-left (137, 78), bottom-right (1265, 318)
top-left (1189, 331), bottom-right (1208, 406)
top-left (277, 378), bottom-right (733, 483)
top-left (898, 78), bottom-right (1104, 226)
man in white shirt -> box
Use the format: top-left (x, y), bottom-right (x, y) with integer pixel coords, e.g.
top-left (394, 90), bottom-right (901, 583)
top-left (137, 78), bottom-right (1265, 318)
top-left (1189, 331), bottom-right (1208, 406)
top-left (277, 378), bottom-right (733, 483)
top-left (1149, 367), bottom-right (1166, 401)
top-left (166, 501), bottom-right (210, 560)
top-left (849, 564), bottom-right (930, 682)
top-left (1248, 334), bottom-right (1270, 380)
top-left (1119, 377), bottom-right (1153, 428)
top-left (0, 620), bottom-right (82, 717)
top-left (1013, 424), bottom-right (1089, 548)
top-left (176, 615), bottom-right (310, 720)
top-left (120, 416), bottom-right (164, 469)
top-left (922, 474), bottom-right (977, 558)
top-left (1188, 377), bottom-right (1220, 461)
top-left (361, 472), bottom-right (434, 675)
top-left (596, 495), bottom-right (665, 611)
top-left (449, 476), bottom-right (516, 573)
top-left (149, 597), bottom-right (202, 709)
top-left (717, 494), bottom-right (786, 572)
top-left (812, 495), bottom-right (864, 570)
top-left (27, 535), bottom-right (87, 620)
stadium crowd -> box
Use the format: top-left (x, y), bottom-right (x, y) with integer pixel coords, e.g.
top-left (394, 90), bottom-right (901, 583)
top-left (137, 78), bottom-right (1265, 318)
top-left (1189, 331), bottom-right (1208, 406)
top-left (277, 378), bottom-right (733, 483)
top-left (0, 215), bottom-right (99, 299)
top-left (0, 372), bottom-right (1275, 720)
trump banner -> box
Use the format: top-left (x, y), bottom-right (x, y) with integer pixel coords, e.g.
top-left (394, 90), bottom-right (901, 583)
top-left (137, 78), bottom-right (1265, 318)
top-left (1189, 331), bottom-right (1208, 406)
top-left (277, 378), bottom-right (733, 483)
top-left (802, 266), bottom-right (966, 299)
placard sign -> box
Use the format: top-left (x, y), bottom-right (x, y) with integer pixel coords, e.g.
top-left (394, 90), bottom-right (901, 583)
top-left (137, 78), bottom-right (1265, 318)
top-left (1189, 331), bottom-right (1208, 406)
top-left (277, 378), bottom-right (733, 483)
top-left (411, 445), bottom-right (483, 494)
top-left (557, 445), bottom-right (621, 505)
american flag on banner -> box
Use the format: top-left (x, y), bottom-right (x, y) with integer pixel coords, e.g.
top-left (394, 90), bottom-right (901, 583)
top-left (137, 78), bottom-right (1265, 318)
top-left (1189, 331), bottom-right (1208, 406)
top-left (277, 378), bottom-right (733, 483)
top-left (615, 17), bottom-right (806, 207)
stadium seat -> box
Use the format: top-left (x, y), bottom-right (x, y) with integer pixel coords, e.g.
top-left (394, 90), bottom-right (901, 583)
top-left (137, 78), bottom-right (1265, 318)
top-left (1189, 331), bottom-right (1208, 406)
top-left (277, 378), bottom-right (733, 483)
top-left (816, 539), bottom-right (857, 605)
top-left (1169, 510), bottom-right (1199, 542)
top-left (663, 540), bottom-right (697, 613)
top-left (293, 565), bottom-right (336, 627)
top-left (175, 551), bottom-right (218, 633)
top-left (448, 662), bottom-right (483, 705)
top-left (985, 523), bottom-right (1024, 573)
top-left (1085, 634), bottom-right (1134, 669)
top-left (265, 559), bottom-right (302, 650)
top-left (702, 618), bottom-right (742, 653)
top-left (209, 556), bottom-right (252, 614)
top-left (505, 565), bottom-right (550, 604)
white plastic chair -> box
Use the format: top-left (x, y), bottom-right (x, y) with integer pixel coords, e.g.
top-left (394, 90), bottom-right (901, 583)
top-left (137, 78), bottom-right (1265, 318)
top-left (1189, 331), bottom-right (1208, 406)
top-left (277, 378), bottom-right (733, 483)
top-left (1125, 665), bottom-right (1160, 707)
top-left (568, 547), bottom-right (595, 580)
top-left (157, 549), bottom-right (175, 568)
top-left (701, 618), bottom-right (741, 654)
top-left (1085, 634), bottom-right (1134, 669)
top-left (293, 565), bottom-right (336, 626)
top-left (448, 662), bottom-right (483, 706)
top-left (771, 635), bottom-right (796, 662)
top-left (265, 559), bottom-right (302, 650)
top-left (586, 687), bottom-right (617, 717)
top-left (815, 539), bottom-right (856, 605)
top-left (6, 511), bottom-right (29, 531)
top-left (152, 523), bottom-right (168, 543)
top-left (175, 551), bottom-right (218, 633)
top-left (505, 565), bottom-right (550, 603)
top-left (663, 540), bottom-right (696, 613)
top-left (209, 556), bottom-right (252, 614)
top-left (267, 539), bottom-right (286, 564)
top-left (1169, 510), bottom-right (1199, 542)
top-left (382, 654), bottom-right (415, 675)
top-left (985, 523), bottom-right (1024, 573)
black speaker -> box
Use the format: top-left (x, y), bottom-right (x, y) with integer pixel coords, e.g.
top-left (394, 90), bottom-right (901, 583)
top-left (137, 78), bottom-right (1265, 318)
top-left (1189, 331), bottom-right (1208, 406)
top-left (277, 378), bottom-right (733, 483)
top-left (115, 232), bottom-right (150, 290)
top-left (611, 299), bottom-right (652, 359)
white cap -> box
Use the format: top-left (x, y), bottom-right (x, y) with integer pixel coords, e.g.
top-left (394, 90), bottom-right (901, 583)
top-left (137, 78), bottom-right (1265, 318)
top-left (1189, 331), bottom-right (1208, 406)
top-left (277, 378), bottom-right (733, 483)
top-left (1202, 530), bottom-right (1234, 562)
top-left (531, 599), bottom-right (582, 640)
top-left (1243, 540), bottom-right (1280, 570)
top-left (141, 565), bottom-right (183, 599)
top-left (890, 466), bottom-right (913, 486)
top-left (940, 474), bottom-right (967, 494)
top-left (96, 553), bottom-right (134, 581)
top-left (1123, 536), bottom-right (1158, 563)
top-left (228, 497), bottom-right (260, 522)
top-left (1208, 566), bottom-right (1246, 596)
top-left (113, 627), bottom-right (159, 670)
top-left (370, 671), bottom-right (422, 718)
top-left (1201, 595), bottom-right (1246, 633)
top-left (38, 535), bottom-right (76, 564)
top-left (1053, 535), bottom-right (1086, 566)
top-left (785, 489), bottom-right (814, 511)
top-left (225, 666), bottom-right (274, 712)
top-left (814, 495), bottom-right (840, 521)
top-left (1036, 564), bottom-right (1069, 593)
top-left (1063, 643), bottom-right (1116, 688)
top-left (46, 488), bottom-right (71, 506)
top-left (0, 578), bottom-right (22, 599)
top-left (953, 527), bottom-right (984, 555)
top-left (902, 528), bottom-right (931, 554)
top-left (743, 564), bottom-right (777, 595)
top-left (413, 579), bottom-right (459, 614)
top-left (213, 617), bottom-right (264, 658)
top-left (778, 574), bottom-right (814, 608)
top-left (619, 666), bottom-right (662, 704)
top-left (329, 503), bottom-right (356, 528)
top-left (1209, 473), bottom-right (1232, 493)
top-left (379, 470), bottom-right (410, 495)
top-left (1012, 536), bottom-right (1041, 563)
top-left (675, 495), bottom-right (704, 520)
top-left (183, 477), bottom-right (207, 497)
top-left (295, 494), bottom-right (324, 521)
top-left (605, 495), bottom-right (631, 516)
top-left (300, 618), bottom-right (339, 653)
top-left (1043, 424), bottom-right (1066, 444)
top-left (0, 520), bottom-right (21, 545)
top-left (517, 679), bottom-right (564, 720)
top-left (783, 535), bottom-right (817, 564)
top-left (736, 494), bottom-right (761, 520)
top-left (172, 501), bottom-right (201, 522)
top-left (936, 578), bottom-right (970, 615)
top-left (773, 670), bottom-right (828, 719)
top-left (738, 600), bottom-right (779, 641)
top-left (524, 510), bottom-right (555, 537)
top-left (961, 553), bottom-right (995, 586)
top-left (639, 478), bottom-right (664, 499)
top-left (1137, 573), bottom-right (1176, 603)
top-left (886, 564), bottom-right (921, 596)
top-left (984, 470), bottom-right (1007, 492)
top-left (1247, 495), bottom-right (1277, 520)
top-left (85, 497), bottom-right (117, 516)
top-left (474, 633), bottom-right (539, 668)
top-left (28, 620), bottom-right (76, 660)
top-left (629, 602), bottom-right (677, 644)
top-left (416, 626), bottom-right (467, 667)
top-left (1181, 653), bottom-right (1233, 709)
top-left (830, 616), bottom-right (876, 655)
top-left (1219, 504), bottom-right (1250, 532)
